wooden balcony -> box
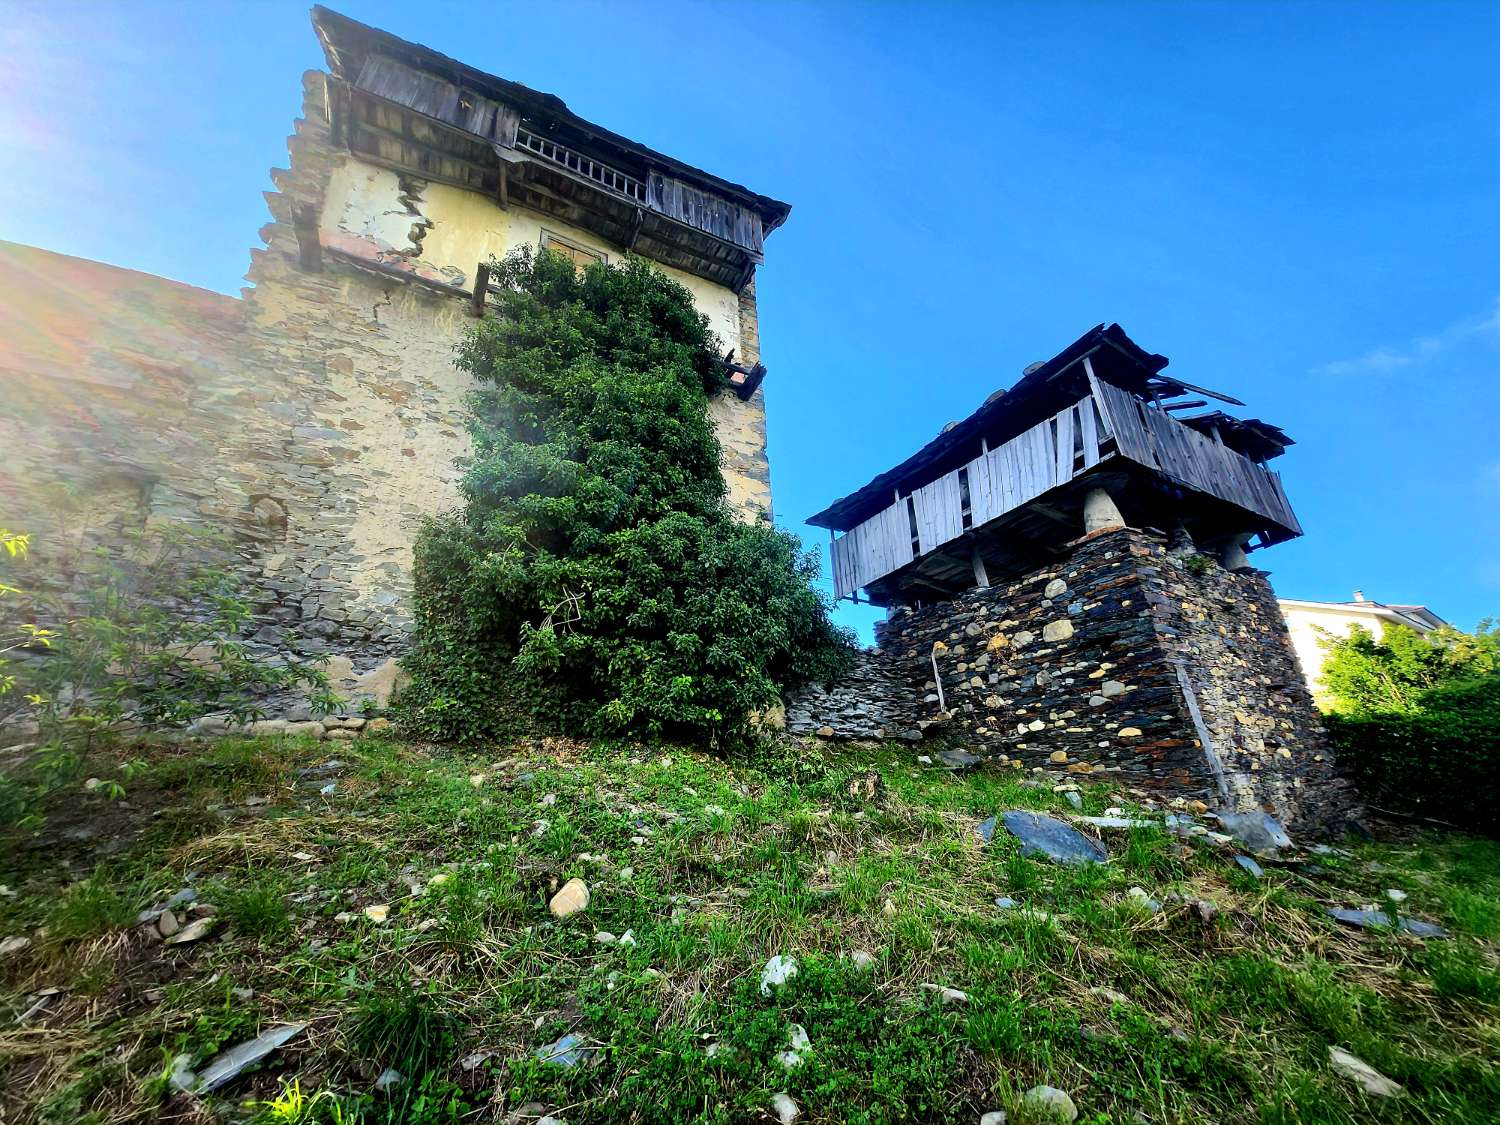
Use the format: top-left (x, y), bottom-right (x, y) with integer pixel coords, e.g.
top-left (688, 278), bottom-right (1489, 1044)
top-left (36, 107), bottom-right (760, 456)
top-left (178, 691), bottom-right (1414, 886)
top-left (829, 380), bottom-right (1300, 603)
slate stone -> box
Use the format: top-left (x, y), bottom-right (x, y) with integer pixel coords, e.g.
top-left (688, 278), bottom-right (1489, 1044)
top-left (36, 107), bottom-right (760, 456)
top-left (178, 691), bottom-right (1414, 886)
top-left (998, 810), bottom-right (1107, 865)
top-left (934, 749), bottom-right (983, 771)
top-left (1233, 855), bottom-right (1264, 879)
top-left (1327, 907), bottom-right (1447, 938)
top-left (1217, 811), bottom-right (1292, 854)
top-left (976, 815), bottom-right (997, 843)
top-left (536, 1032), bottom-right (594, 1067)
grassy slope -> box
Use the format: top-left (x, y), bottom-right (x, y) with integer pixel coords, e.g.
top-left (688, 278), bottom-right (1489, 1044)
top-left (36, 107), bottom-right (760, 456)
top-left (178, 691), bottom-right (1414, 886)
top-left (0, 735), bottom-right (1496, 1124)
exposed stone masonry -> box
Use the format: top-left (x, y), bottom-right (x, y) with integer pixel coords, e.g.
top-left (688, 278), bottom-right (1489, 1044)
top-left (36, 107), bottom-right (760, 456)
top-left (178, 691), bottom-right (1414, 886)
top-left (2, 69), bottom-right (777, 714)
top-left (787, 527), bottom-right (1349, 829)
top-left (783, 650), bottom-right (922, 742)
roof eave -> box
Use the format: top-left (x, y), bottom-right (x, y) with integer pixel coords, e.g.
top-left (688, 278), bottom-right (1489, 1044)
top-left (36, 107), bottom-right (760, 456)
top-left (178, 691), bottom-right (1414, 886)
top-left (310, 6), bottom-right (792, 232)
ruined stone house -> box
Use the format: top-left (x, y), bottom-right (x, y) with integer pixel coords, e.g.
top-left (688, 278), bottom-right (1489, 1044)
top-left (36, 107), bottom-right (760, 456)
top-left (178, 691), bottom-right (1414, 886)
top-left (0, 8), bottom-right (785, 705)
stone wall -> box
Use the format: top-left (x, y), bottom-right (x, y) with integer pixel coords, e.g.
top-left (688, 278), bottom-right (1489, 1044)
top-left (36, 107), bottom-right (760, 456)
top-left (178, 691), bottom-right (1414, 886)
top-left (797, 527), bottom-right (1348, 828)
top-left (0, 70), bottom-right (777, 715)
top-left (783, 650), bottom-right (923, 742)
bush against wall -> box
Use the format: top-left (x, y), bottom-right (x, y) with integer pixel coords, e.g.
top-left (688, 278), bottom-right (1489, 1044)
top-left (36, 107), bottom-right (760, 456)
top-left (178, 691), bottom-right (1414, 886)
top-left (398, 249), bottom-right (852, 744)
top-left (1319, 620), bottom-right (1499, 832)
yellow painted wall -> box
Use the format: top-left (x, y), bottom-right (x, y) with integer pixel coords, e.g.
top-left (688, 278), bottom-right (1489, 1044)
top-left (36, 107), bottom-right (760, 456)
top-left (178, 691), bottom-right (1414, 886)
top-left (319, 158), bottom-right (745, 356)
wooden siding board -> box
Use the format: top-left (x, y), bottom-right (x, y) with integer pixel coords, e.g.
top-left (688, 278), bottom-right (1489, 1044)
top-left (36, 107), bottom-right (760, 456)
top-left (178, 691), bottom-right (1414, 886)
top-left (912, 473), bottom-right (963, 553)
top-left (1080, 399), bottom-right (1099, 467)
top-left (1054, 408), bottom-right (1074, 484)
top-left (357, 54), bottom-right (520, 143)
top-left (827, 388), bottom-right (1300, 597)
top-left (647, 173), bottom-right (765, 256)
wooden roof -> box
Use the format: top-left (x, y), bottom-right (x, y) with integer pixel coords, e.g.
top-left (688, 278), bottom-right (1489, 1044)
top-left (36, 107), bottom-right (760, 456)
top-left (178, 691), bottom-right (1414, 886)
top-left (311, 8), bottom-right (791, 236)
top-left (808, 325), bottom-right (1153, 531)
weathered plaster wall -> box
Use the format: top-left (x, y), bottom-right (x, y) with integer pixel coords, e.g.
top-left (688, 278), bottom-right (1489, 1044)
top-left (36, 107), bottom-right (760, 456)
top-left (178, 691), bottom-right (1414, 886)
top-left (791, 527), bottom-right (1348, 828)
top-left (0, 69), bottom-right (777, 718)
top-left (317, 153), bottom-right (771, 521)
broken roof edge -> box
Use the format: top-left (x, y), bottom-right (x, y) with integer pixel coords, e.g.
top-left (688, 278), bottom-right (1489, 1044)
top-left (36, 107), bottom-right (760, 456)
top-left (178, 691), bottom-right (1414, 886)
top-left (807, 323), bottom-right (1166, 531)
top-left (310, 6), bottom-right (792, 234)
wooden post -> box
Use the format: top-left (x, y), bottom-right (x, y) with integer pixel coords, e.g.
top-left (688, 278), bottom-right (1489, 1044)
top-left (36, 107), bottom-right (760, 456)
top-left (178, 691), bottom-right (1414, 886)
top-left (970, 545), bottom-right (990, 589)
top-left (930, 649), bottom-right (947, 714)
top-left (469, 262), bottom-right (491, 318)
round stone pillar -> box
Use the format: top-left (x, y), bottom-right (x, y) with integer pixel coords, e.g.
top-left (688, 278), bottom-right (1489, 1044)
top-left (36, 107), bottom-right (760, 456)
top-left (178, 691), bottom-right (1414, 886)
top-left (1083, 487), bottom-right (1125, 534)
top-left (1219, 533), bottom-right (1253, 571)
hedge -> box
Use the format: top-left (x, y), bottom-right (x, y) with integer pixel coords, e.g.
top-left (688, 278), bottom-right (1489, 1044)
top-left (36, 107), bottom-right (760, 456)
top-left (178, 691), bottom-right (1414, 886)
top-left (1324, 677), bottom-right (1500, 835)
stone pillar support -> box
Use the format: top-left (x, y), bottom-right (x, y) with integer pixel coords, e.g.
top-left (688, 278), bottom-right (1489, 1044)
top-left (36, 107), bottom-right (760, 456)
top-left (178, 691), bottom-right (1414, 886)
top-left (1082, 487), bottom-right (1125, 534)
top-left (1219, 533), bottom-right (1253, 571)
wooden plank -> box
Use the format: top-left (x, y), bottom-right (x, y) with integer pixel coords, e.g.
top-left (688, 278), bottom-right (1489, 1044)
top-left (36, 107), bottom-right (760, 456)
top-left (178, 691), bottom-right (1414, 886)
top-left (1079, 394), bottom-right (1099, 468)
top-left (912, 472), bottom-right (963, 553)
top-left (1054, 406), bottom-right (1074, 484)
top-left (468, 261), bottom-right (490, 317)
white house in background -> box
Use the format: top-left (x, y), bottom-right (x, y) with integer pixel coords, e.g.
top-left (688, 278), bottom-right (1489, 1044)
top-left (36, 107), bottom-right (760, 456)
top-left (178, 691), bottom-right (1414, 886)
top-left (1278, 591), bottom-right (1448, 703)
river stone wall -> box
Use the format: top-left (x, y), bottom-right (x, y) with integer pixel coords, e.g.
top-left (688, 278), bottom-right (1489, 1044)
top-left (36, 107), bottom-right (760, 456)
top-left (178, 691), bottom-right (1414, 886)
top-left (797, 526), bottom-right (1349, 829)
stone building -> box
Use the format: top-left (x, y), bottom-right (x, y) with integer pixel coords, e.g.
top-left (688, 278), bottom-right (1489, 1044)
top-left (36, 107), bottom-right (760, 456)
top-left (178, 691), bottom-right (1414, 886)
top-left (0, 8), bottom-right (787, 705)
top-left (788, 324), bottom-right (1350, 828)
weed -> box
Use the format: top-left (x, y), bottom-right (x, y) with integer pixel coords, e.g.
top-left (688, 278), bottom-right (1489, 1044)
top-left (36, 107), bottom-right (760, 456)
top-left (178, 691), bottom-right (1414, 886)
top-left (47, 868), bottom-right (140, 941)
top-left (221, 878), bottom-right (292, 939)
top-left (349, 985), bottom-right (457, 1077)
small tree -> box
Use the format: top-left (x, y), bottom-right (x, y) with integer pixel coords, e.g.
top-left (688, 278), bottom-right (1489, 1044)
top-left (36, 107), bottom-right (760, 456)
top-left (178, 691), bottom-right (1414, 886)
top-left (1320, 620), bottom-right (1499, 714)
top-left (399, 248), bottom-right (853, 744)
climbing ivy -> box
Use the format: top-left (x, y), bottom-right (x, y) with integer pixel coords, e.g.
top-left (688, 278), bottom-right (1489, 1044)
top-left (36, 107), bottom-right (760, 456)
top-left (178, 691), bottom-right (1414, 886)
top-left (398, 248), bottom-right (852, 743)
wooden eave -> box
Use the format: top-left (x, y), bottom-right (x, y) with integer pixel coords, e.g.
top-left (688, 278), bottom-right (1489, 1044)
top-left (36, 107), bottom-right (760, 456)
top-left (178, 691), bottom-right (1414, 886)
top-left (1177, 411), bottom-right (1294, 462)
top-left (808, 323), bottom-right (1290, 533)
top-left (808, 324), bottom-right (1165, 531)
top-left (311, 6), bottom-right (790, 234)
top-left (332, 84), bottom-right (760, 290)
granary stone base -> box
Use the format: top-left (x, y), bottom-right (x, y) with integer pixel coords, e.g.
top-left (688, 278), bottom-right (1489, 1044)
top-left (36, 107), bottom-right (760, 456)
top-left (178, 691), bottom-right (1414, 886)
top-left (786, 526), bottom-right (1355, 831)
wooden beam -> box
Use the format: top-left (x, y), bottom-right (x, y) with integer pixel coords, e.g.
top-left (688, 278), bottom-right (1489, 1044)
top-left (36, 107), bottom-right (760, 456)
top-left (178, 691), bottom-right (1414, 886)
top-left (469, 261), bottom-right (490, 318)
top-left (970, 545), bottom-right (990, 589)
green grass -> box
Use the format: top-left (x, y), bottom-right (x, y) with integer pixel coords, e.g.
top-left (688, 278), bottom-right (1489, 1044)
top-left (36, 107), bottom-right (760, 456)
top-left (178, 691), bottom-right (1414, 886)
top-left (0, 735), bottom-right (1496, 1123)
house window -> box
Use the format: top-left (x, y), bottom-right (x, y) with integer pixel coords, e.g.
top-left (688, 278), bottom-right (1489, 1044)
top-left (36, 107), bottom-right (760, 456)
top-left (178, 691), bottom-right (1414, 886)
top-left (540, 231), bottom-right (605, 272)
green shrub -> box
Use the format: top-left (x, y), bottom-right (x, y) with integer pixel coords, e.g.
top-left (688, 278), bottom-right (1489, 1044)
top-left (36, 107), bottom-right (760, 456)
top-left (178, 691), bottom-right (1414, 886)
top-left (397, 248), bottom-right (852, 744)
top-left (1324, 676), bottom-right (1500, 833)
top-left (1319, 620), bottom-right (1498, 714)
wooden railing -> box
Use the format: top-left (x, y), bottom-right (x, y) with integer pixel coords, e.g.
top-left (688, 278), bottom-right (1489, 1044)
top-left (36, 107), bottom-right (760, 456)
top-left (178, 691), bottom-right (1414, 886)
top-left (514, 128), bottom-right (647, 203)
top-left (829, 386), bottom-right (1298, 601)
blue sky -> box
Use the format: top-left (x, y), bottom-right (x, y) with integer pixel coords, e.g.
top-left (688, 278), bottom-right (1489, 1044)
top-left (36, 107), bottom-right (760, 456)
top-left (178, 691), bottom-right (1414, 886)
top-left (5, 1), bottom-right (1498, 642)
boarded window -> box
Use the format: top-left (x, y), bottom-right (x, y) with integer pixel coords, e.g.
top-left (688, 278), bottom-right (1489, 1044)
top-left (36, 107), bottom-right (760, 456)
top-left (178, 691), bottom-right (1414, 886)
top-left (540, 231), bottom-right (605, 272)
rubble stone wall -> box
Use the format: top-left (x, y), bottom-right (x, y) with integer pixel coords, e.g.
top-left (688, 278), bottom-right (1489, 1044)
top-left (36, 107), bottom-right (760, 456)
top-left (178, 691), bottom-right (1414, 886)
top-left (0, 71), bottom-right (775, 714)
top-left (790, 526), bottom-right (1347, 828)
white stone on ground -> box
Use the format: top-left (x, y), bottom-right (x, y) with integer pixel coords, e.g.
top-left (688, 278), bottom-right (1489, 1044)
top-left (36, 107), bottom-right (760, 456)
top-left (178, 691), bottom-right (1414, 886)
top-left (1022, 1085), bottom-right (1078, 1122)
top-left (549, 879), bottom-right (589, 919)
top-left (770, 1092), bottom-right (801, 1124)
top-left (760, 953), bottom-right (798, 996)
top-left (775, 1024), bottom-right (811, 1070)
